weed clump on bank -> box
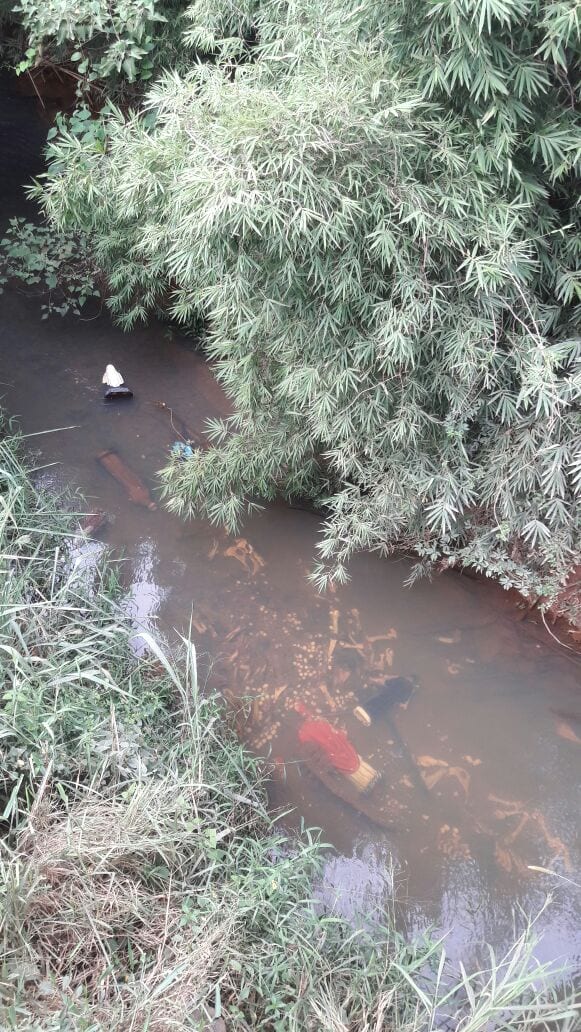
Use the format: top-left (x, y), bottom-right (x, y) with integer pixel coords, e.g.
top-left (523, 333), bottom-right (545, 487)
top-left (0, 426), bottom-right (578, 1030)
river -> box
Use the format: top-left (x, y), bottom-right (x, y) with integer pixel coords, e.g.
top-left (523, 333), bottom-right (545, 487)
top-left (1, 72), bottom-right (580, 975)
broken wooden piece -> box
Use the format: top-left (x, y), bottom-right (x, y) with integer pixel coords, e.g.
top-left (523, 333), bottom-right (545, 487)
top-left (224, 538), bottom-right (265, 575)
top-left (78, 510), bottom-right (108, 536)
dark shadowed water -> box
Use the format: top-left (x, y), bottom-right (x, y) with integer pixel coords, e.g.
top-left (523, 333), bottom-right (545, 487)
top-left (1, 73), bottom-right (580, 974)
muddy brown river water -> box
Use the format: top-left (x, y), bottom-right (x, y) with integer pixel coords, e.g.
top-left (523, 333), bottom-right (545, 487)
top-left (1, 74), bottom-right (580, 976)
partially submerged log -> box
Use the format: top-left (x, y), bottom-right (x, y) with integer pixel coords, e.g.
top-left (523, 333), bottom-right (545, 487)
top-left (97, 449), bottom-right (157, 510)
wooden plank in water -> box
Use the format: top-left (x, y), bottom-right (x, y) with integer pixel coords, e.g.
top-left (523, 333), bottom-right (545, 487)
top-left (97, 449), bottom-right (157, 510)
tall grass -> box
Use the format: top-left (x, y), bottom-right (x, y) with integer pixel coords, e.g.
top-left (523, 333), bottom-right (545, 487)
top-left (0, 423), bottom-right (579, 1030)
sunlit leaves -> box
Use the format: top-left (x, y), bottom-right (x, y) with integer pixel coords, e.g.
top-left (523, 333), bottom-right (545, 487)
top-left (14, 0), bottom-right (179, 86)
top-left (522, 518), bottom-right (552, 545)
top-left (530, 121), bottom-right (579, 174)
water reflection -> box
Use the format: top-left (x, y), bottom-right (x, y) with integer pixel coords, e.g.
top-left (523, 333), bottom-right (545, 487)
top-left (316, 840), bottom-right (396, 927)
top-left (122, 538), bottom-right (168, 653)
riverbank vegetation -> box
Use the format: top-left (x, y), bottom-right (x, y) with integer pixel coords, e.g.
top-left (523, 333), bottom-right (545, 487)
top-left (0, 0), bottom-right (580, 609)
top-left (0, 424), bottom-right (579, 1028)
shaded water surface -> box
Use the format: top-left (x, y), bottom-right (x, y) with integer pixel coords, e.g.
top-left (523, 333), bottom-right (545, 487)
top-left (0, 75), bottom-right (580, 972)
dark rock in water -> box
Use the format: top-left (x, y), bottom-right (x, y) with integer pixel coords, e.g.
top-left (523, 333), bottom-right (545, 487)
top-left (104, 384), bottom-right (133, 400)
top-left (363, 676), bottom-right (417, 718)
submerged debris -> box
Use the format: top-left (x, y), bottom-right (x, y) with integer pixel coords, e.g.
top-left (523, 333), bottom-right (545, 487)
top-left (363, 676), bottom-right (417, 717)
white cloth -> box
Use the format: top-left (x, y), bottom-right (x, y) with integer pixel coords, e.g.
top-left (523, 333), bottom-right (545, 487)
top-left (102, 364), bottom-right (124, 387)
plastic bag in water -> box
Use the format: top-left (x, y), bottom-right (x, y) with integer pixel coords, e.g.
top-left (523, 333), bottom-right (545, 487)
top-left (171, 441), bottom-right (194, 459)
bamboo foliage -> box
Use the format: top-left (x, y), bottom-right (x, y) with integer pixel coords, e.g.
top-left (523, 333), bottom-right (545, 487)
top-left (12, 0), bottom-right (581, 601)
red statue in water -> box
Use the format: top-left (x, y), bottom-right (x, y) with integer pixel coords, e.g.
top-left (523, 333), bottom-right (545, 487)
top-left (294, 701), bottom-right (379, 792)
top-left (295, 701), bottom-right (359, 772)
